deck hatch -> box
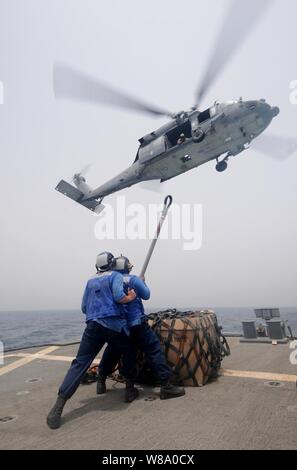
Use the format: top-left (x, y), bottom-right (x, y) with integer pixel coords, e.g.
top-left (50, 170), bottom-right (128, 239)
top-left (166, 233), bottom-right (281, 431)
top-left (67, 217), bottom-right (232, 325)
top-left (26, 377), bottom-right (42, 383)
top-left (0, 416), bottom-right (17, 423)
top-left (265, 381), bottom-right (284, 388)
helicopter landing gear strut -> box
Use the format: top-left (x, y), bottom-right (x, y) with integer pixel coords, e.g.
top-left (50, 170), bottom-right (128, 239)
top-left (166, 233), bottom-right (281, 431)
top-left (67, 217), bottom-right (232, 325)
top-left (215, 156), bottom-right (228, 173)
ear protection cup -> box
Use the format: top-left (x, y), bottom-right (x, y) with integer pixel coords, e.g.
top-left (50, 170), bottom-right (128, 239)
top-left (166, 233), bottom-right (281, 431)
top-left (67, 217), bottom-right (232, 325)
top-left (96, 252), bottom-right (115, 272)
top-left (114, 256), bottom-right (132, 273)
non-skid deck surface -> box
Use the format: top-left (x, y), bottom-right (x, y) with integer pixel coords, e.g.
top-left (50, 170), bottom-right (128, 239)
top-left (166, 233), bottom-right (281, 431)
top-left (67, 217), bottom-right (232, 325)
top-left (1, 338), bottom-right (297, 450)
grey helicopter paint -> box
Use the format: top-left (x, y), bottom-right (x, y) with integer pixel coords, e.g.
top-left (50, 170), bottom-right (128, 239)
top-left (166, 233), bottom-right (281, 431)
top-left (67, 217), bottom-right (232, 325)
top-left (54, 0), bottom-right (294, 214)
top-left (97, 99), bottom-right (279, 190)
top-left (55, 96), bottom-right (279, 213)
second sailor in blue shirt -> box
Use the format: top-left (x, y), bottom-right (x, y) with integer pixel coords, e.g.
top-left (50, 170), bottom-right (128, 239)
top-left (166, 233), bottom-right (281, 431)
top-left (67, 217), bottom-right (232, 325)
top-left (98, 256), bottom-right (185, 400)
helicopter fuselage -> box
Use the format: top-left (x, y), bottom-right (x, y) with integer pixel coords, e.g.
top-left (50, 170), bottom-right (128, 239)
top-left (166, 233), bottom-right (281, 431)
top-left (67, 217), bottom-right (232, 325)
top-left (87, 99), bottom-right (279, 201)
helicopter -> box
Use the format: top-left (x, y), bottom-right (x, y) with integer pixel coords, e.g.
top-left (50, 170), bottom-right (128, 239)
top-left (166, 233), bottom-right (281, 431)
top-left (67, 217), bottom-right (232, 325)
top-left (54, 0), bottom-right (296, 214)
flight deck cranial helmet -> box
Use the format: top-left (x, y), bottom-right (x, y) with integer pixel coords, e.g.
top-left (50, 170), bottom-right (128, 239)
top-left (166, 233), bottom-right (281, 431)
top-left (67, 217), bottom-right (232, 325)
top-left (114, 256), bottom-right (133, 274)
top-left (96, 252), bottom-right (115, 272)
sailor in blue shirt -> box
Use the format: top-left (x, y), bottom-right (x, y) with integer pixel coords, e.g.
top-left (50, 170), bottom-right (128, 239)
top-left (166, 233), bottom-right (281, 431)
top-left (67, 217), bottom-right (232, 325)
top-left (81, 265), bottom-right (130, 336)
top-left (97, 256), bottom-right (185, 400)
top-left (47, 252), bottom-right (138, 430)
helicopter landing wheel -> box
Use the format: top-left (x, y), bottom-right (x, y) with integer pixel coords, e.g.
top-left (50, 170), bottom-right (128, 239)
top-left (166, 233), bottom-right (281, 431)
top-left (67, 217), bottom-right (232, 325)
top-left (216, 160), bottom-right (228, 172)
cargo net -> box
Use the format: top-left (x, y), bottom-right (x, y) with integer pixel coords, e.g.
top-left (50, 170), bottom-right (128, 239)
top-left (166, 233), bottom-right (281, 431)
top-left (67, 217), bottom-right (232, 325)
top-left (135, 309), bottom-right (230, 387)
top-left (81, 309), bottom-right (230, 387)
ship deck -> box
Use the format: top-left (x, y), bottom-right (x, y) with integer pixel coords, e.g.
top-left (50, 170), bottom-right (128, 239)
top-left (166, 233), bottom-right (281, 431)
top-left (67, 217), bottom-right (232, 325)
top-left (1, 337), bottom-right (297, 450)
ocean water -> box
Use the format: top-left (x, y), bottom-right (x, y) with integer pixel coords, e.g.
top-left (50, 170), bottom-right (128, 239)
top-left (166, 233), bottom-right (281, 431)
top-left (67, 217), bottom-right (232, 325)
top-left (0, 307), bottom-right (296, 351)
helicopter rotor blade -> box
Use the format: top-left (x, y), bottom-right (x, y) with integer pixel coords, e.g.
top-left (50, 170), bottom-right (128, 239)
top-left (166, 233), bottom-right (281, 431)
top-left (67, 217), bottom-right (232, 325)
top-left (195, 0), bottom-right (274, 106)
top-left (139, 180), bottom-right (165, 193)
top-left (53, 63), bottom-right (171, 118)
top-left (137, 136), bottom-right (297, 193)
top-left (252, 134), bottom-right (297, 160)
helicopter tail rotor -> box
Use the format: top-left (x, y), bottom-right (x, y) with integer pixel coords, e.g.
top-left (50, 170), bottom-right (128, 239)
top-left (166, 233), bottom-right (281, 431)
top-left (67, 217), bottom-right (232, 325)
top-left (69, 164), bottom-right (92, 184)
top-left (55, 164), bottom-right (105, 214)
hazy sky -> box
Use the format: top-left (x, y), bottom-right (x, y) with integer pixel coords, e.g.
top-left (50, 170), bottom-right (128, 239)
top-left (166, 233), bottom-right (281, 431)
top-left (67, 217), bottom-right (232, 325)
top-left (0, 0), bottom-right (297, 311)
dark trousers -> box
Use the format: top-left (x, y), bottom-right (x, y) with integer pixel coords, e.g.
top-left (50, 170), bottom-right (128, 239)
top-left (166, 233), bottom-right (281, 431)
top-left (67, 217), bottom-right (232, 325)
top-left (99, 321), bottom-right (171, 384)
top-left (58, 321), bottom-right (136, 399)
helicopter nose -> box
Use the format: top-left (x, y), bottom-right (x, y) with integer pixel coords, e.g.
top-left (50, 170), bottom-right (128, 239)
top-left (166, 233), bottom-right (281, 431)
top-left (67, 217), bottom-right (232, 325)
top-left (271, 106), bottom-right (280, 117)
top-left (255, 100), bottom-right (280, 127)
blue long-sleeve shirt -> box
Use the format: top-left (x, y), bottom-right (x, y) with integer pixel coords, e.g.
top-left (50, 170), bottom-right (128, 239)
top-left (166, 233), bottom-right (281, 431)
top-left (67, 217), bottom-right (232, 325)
top-left (123, 275), bottom-right (150, 327)
top-left (81, 271), bottom-right (129, 335)
top-left (132, 277), bottom-right (150, 300)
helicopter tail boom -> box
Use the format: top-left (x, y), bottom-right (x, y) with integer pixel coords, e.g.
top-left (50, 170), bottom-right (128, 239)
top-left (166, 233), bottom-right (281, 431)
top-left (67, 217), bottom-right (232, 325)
top-left (55, 179), bottom-right (105, 214)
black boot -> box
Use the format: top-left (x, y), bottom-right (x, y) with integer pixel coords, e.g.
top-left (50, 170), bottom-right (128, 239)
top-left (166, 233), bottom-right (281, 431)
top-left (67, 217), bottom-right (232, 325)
top-left (96, 373), bottom-right (107, 395)
top-left (46, 395), bottom-right (67, 429)
top-left (160, 382), bottom-right (185, 400)
top-left (124, 380), bottom-right (139, 403)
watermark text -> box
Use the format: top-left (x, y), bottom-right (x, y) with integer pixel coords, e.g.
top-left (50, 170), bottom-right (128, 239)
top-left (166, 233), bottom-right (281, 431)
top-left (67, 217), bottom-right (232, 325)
top-left (0, 341), bottom-right (3, 365)
top-left (0, 80), bottom-right (3, 105)
top-left (289, 80), bottom-right (297, 105)
top-left (94, 197), bottom-right (203, 251)
top-left (289, 340), bottom-right (297, 365)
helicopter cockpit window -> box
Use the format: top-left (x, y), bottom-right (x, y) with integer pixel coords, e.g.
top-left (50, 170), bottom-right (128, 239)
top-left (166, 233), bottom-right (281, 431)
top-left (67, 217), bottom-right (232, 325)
top-left (166, 120), bottom-right (192, 148)
top-left (198, 108), bottom-right (211, 124)
top-left (138, 135), bottom-right (166, 163)
top-left (198, 105), bottom-right (218, 124)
